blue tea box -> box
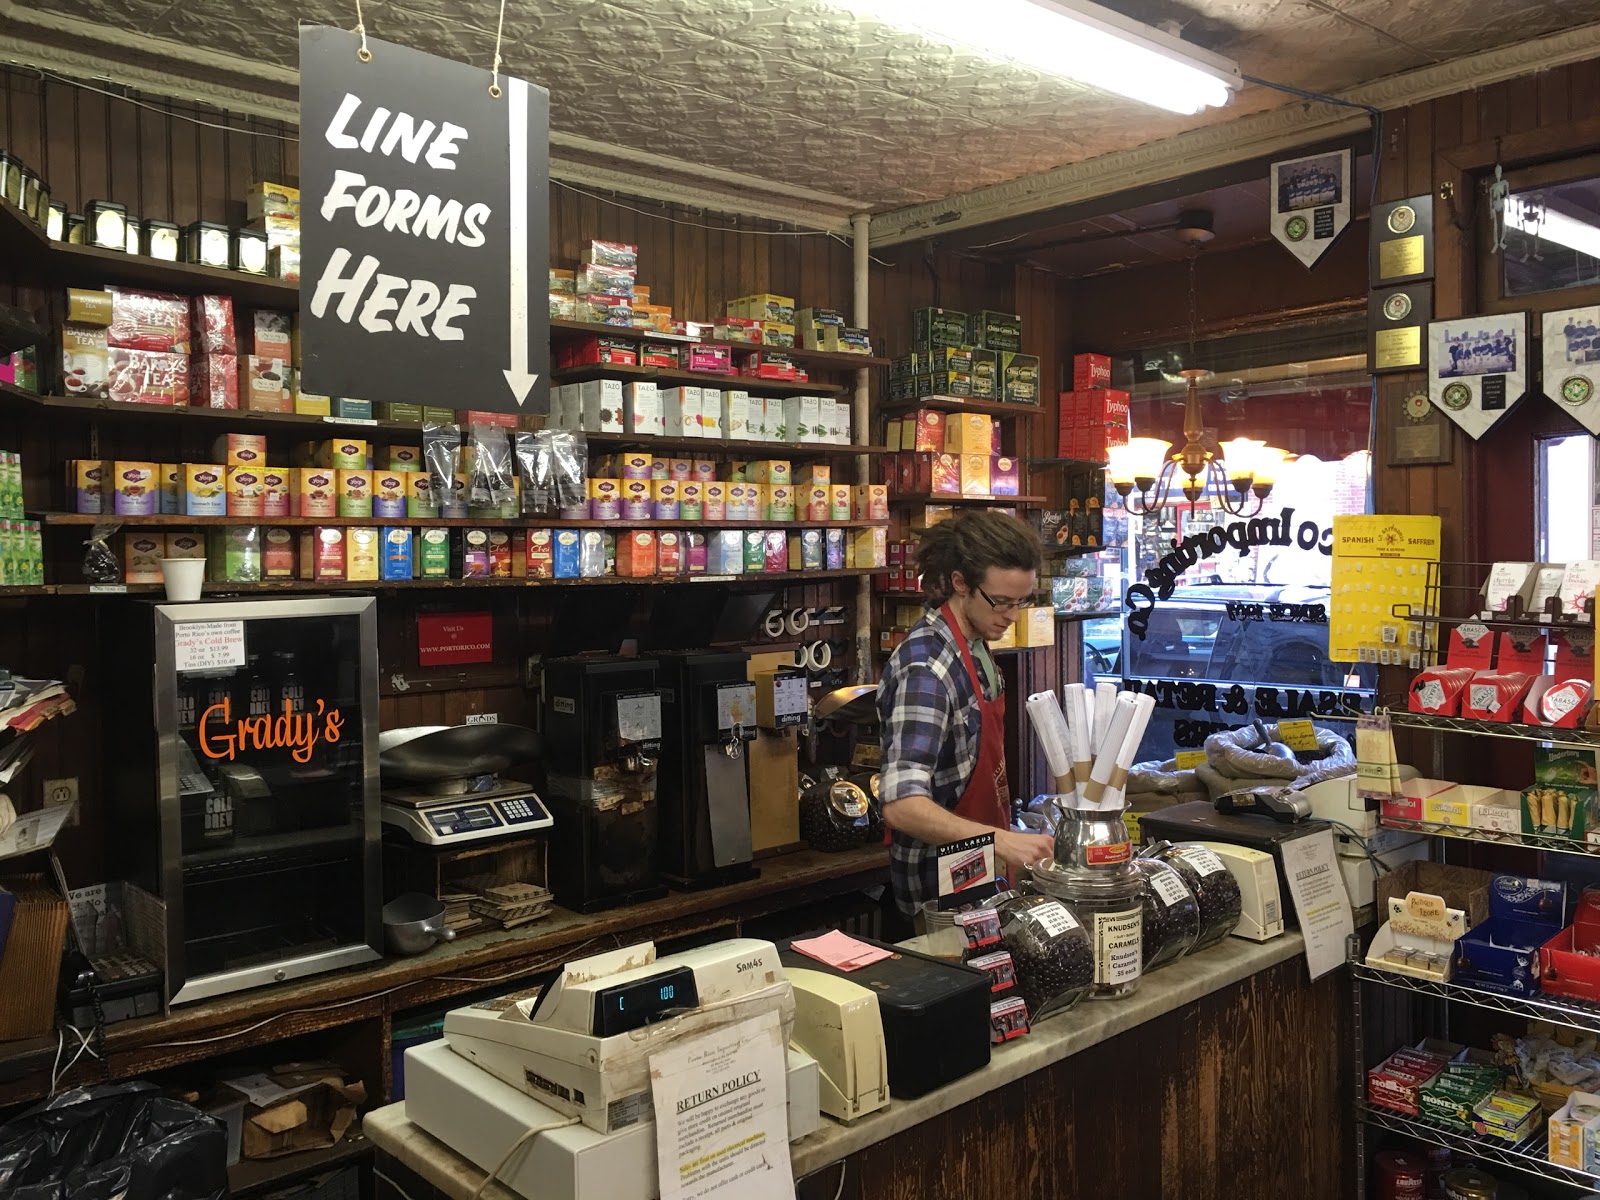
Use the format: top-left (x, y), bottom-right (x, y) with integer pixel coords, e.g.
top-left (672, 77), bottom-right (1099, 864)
top-left (380, 527), bottom-right (413, 580)
top-left (552, 529), bottom-right (581, 578)
top-left (1453, 873), bottom-right (1568, 996)
top-left (707, 530), bottom-right (744, 575)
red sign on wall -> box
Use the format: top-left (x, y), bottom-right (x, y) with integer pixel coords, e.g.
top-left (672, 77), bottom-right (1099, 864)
top-left (417, 612), bottom-right (494, 667)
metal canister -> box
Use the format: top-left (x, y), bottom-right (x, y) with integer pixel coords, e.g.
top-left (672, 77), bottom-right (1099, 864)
top-left (1440, 1167), bottom-right (1496, 1200)
top-left (1374, 1150), bottom-right (1426, 1199)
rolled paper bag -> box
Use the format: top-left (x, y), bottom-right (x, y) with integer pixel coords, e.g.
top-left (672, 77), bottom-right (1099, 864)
top-left (1101, 693), bottom-right (1157, 810)
top-left (1082, 693), bottom-right (1138, 807)
top-left (1026, 691), bottom-right (1074, 781)
top-left (1092, 681), bottom-right (1117, 757)
top-left (1063, 684), bottom-right (1093, 803)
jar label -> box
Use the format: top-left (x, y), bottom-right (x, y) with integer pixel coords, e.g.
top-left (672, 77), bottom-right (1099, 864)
top-left (1183, 847), bottom-right (1228, 877)
top-left (1093, 908), bottom-right (1143, 985)
top-left (1085, 842), bottom-right (1131, 866)
top-left (1028, 901), bottom-right (1079, 940)
top-left (1151, 872), bottom-right (1190, 908)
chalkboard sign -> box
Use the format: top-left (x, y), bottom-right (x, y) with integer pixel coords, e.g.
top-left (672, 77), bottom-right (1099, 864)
top-left (298, 26), bottom-right (550, 414)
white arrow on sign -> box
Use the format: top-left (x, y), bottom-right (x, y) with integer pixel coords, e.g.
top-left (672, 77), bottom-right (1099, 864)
top-left (502, 76), bottom-right (538, 407)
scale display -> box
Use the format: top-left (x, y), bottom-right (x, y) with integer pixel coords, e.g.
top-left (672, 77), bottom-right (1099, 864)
top-left (380, 788), bottom-right (553, 846)
top-left (592, 966), bottom-right (699, 1036)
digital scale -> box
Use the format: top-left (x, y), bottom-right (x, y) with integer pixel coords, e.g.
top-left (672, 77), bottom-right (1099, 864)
top-left (378, 724), bottom-right (553, 847)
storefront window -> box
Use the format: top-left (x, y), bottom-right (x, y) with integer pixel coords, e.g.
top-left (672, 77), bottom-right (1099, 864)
top-left (1503, 174), bottom-right (1600, 299)
top-left (1090, 365), bottom-right (1376, 760)
top-left (1538, 432), bottom-right (1595, 560)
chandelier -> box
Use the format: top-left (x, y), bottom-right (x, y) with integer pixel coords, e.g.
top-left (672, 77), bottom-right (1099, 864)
top-left (1106, 248), bottom-right (1287, 518)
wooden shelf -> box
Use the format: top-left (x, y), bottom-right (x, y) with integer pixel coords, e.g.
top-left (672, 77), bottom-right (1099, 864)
top-left (0, 385), bottom-right (888, 456)
top-left (881, 395), bottom-right (1044, 419)
top-left (889, 493), bottom-right (1047, 506)
top-left (40, 512), bottom-right (889, 530)
top-left (550, 317), bottom-right (890, 369)
top-left (552, 362), bottom-right (846, 398)
top-left (39, 567), bottom-right (891, 595)
top-left (0, 196), bottom-right (298, 309)
top-left (228, 1131), bottom-right (370, 1197)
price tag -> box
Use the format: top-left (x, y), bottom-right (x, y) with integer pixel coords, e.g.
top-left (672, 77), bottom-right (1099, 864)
top-left (1151, 871), bottom-right (1190, 908)
top-left (1182, 847), bottom-right (1228, 877)
top-left (1277, 720), bottom-right (1320, 752)
top-left (1029, 901), bottom-right (1080, 938)
top-left (1174, 750), bottom-right (1208, 770)
top-left (173, 620), bottom-right (245, 672)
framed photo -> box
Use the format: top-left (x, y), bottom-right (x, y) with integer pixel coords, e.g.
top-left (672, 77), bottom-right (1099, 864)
top-left (1270, 149), bottom-right (1351, 268)
top-left (1543, 305), bottom-right (1600, 434)
top-left (1427, 312), bottom-right (1530, 439)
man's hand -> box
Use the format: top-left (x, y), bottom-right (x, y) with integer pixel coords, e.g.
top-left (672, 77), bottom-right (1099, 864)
top-left (996, 829), bottom-right (1056, 887)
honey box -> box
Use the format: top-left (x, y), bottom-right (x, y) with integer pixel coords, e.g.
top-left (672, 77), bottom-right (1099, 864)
top-left (184, 464), bottom-right (227, 516)
top-left (337, 469), bottom-right (373, 518)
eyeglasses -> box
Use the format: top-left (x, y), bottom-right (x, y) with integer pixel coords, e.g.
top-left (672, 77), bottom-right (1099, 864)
top-left (977, 585), bottom-right (1026, 614)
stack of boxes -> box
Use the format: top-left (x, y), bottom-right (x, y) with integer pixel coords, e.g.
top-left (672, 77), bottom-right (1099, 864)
top-left (0, 449), bottom-right (41, 587)
top-left (795, 307), bottom-right (873, 355)
top-left (547, 371), bottom-right (851, 446)
top-left (245, 182), bottom-right (300, 282)
top-left (547, 241), bottom-right (675, 333)
top-left (880, 409), bottom-right (1019, 500)
top-left (1059, 353), bottom-right (1130, 462)
top-left (889, 308), bottom-right (1037, 405)
top-left (59, 287), bottom-right (191, 406)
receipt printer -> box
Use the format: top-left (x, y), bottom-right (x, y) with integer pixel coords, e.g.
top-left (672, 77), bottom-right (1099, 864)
top-left (787, 968), bottom-right (889, 1122)
top-left (1195, 842), bottom-right (1285, 941)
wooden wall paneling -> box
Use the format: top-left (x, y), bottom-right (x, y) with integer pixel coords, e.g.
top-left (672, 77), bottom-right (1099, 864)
top-left (1478, 78), bottom-right (1510, 143)
top-left (1505, 72), bottom-right (1543, 137)
top-left (1538, 61), bottom-right (1572, 129)
top-left (46, 79), bottom-right (79, 207)
top-left (1572, 57), bottom-right (1600, 120)
top-left (6, 68), bottom-right (43, 179)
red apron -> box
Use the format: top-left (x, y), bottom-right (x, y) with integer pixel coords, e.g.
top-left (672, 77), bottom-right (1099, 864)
top-left (943, 602), bottom-right (1010, 830)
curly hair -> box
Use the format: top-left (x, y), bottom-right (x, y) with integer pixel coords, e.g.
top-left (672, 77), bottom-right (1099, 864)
top-left (915, 509), bottom-right (1041, 604)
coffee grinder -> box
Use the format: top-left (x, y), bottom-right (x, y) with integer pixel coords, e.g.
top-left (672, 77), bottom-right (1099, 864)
top-left (541, 655), bottom-right (667, 913)
top-left (655, 650), bottom-right (760, 890)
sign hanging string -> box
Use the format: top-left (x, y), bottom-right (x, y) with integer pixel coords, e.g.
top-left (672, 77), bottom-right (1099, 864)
top-left (353, 0), bottom-right (371, 61)
top-left (489, 0), bottom-right (507, 98)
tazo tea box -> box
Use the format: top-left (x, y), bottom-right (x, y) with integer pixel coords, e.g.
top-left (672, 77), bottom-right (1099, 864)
top-left (700, 389), bottom-right (723, 438)
top-left (112, 461), bottom-right (158, 516)
top-left (123, 531), bottom-right (164, 584)
top-left (373, 472), bottom-right (407, 519)
top-left (299, 526), bottom-right (345, 580)
top-left (262, 526), bottom-right (296, 577)
top-left (661, 386), bottom-right (702, 437)
top-left (852, 483), bottom-right (889, 521)
top-left (419, 527), bottom-right (450, 577)
top-left (184, 464), bottom-right (227, 516)
top-left (722, 390), bottom-right (751, 440)
top-left (625, 381), bottom-right (663, 437)
top-left (299, 468), bottom-right (338, 518)
top-left (226, 466), bottom-right (265, 516)
top-left (346, 526), bottom-right (380, 580)
top-left (337, 469), bottom-right (373, 518)
top-left (578, 379), bottom-right (624, 433)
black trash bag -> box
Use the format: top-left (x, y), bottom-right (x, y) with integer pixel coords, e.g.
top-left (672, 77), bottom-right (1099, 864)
top-left (0, 1081), bottom-right (228, 1200)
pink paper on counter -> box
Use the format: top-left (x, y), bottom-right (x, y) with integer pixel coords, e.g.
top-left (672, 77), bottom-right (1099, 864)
top-left (789, 930), bottom-right (892, 972)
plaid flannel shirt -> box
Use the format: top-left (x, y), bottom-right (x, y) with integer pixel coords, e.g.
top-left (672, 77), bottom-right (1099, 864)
top-left (877, 606), bottom-right (1002, 917)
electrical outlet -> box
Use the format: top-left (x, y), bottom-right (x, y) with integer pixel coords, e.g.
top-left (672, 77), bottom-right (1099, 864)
top-left (43, 777), bottom-right (79, 825)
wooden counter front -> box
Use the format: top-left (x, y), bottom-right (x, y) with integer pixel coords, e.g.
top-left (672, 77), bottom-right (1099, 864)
top-left (365, 935), bottom-right (1349, 1200)
top-left (0, 845), bottom-right (888, 1108)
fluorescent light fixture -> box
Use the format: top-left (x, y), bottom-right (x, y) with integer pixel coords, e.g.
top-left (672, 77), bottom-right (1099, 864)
top-left (844, 0), bottom-right (1242, 114)
top-left (1508, 201), bottom-right (1600, 261)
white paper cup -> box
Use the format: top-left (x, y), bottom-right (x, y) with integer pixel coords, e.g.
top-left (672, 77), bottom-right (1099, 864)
top-left (159, 558), bottom-right (206, 602)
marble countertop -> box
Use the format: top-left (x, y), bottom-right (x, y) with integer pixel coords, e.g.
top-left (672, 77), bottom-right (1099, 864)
top-left (365, 932), bottom-right (1307, 1199)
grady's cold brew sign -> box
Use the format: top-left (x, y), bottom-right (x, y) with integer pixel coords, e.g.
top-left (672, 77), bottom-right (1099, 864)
top-left (199, 695), bottom-right (345, 765)
top-left (1125, 508), bottom-right (1333, 640)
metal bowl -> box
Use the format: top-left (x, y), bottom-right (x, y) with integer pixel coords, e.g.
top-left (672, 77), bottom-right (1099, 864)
top-left (382, 892), bottom-right (456, 956)
top-left (378, 724), bottom-right (541, 783)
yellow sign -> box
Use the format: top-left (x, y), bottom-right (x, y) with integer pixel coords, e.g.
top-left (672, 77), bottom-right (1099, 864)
top-left (1329, 514), bottom-right (1442, 662)
top-left (1174, 750), bottom-right (1208, 770)
top-left (1379, 235), bottom-right (1425, 280)
top-left (1277, 720), bottom-right (1320, 752)
top-left (1374, 326), bottom-right (1421, 370)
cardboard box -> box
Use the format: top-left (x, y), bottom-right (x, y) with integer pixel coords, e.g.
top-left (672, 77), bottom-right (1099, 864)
top-left (1453, 873), bottom-right (1567, 996)
top-left (578, 379), bottom-right (624, 434)
top-left (960, 454), bottom-right (991, 496)
top-left (990, 456), bottom-right (1020, 497)
top-left (1550, 1090), bottom-right (1600, 1167)
top-left (337, 469), bottom-right (373, 518)
top-left (625, 382), bottom-right (663, 437)
top-left (656, 530), bottom-right (683, 574)
top-left (262, 526), bottom-right (296, 577)
top-left (300, 527), bottom-right (345, 580)
top-left (298, 469), bottom-right (338, 519)
top-left (112, 461), bottom-right (157, 516)
top-left (1014, 606), bottom-right (1055, 647)
top-left (944, 413), bottom-right (993, 455)
top-left (240, 355), bottom-right (291, 412)
top-left (966, 310), bottom-right (1021, 353)
top-left (123, 532), bottom-right (164, 584)
top-left (233, 1068), bottom-right (365, 1160)
top-left (1072, 353), bottom-right (1112, 390)
top-left (829, 485), bottom-right (851, 522)
top-left (1540, 887), bottom-right (1600, 1002)
top-left (853, 526), bottom-right (886, 568)
top-left (184, 464), bottom-right (227, 517)
top-left (617, 530), bottom-right (657, 577)
top-left (225, 466), bottom-right (265, 517)
top-left (419, 527), bottom-right (451, 578)
top-left (852, 484), bottom-right (888, 521)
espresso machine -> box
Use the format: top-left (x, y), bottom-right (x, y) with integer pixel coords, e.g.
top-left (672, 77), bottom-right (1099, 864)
top-left (541, 655), bottom-right (667, 912)
top-left (654, 650), bottom-right (759, 890)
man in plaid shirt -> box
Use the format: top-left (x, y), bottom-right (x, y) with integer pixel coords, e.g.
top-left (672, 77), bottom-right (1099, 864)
top-left (877, 511), bottom-right (1054, 921)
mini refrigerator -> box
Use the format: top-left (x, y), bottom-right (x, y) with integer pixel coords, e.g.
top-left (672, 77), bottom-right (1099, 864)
top-left (103, 598), bottom-right (382, 1005)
